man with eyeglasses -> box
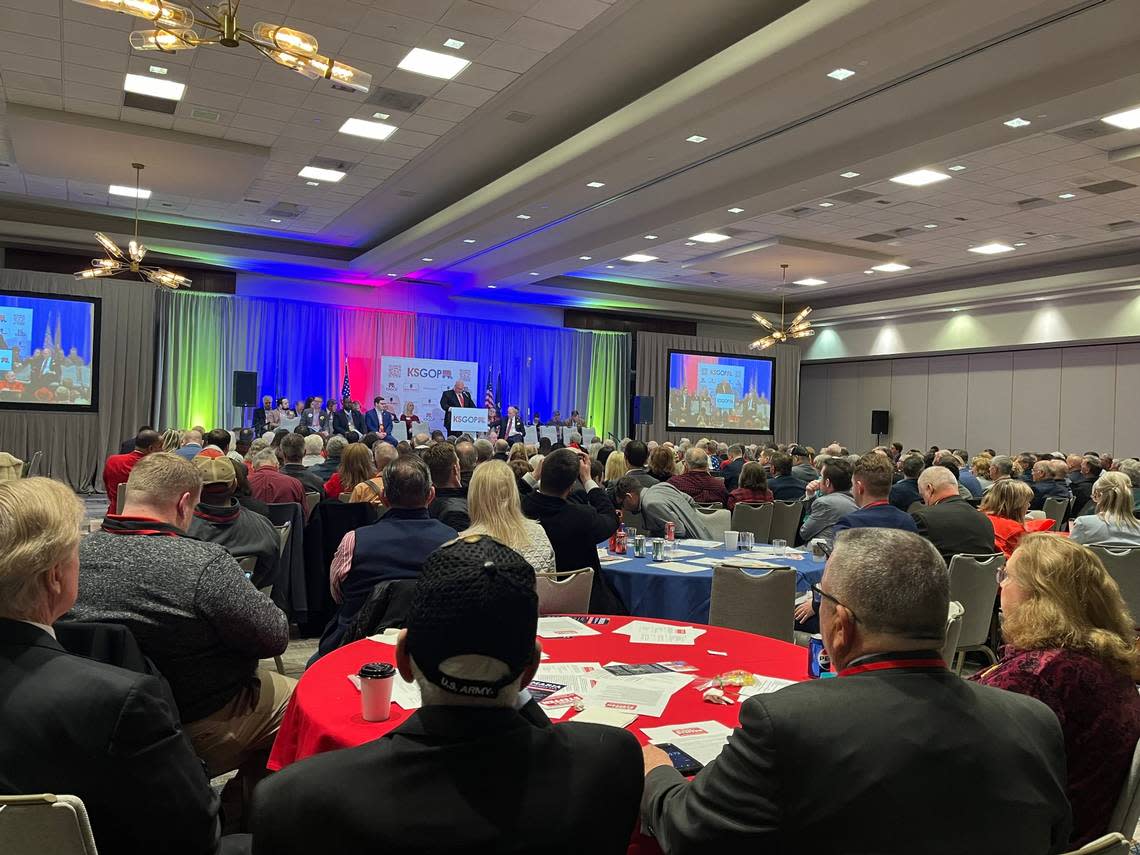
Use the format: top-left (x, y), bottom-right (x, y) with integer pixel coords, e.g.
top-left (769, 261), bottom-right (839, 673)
top-left (640, 528), bottom-right (1072, 854)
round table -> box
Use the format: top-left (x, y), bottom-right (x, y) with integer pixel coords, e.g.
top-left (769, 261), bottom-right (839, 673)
top-left (600, 542), bottom-right (828, 623)
top-left (268, 615), bottom-right (808, 772)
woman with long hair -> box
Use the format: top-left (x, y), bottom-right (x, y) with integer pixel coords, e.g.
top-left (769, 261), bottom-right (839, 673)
top-left (399, 401), bottom-right (421, 435)
top-left (979, 478), bottom-right (1053, 557)
top-left (1070, 472), bottom-right (1140, 548)
top-left (647, 446), bottom-right (676, 482)
top-left (974, 535), bottom-right (1140, 846)
top-left (460, 460), bottom-right (554, 573)
top-left (727, 462), bottom-right (774, 510)
top-left (508, 442), bottom-right (529, 463)
top-left (323, 443), bottom-right (375, 499)
top-left (604, 451), bottom-right (628, 487)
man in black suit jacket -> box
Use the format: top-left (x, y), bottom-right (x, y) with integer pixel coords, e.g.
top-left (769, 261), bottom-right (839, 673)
top-left (1029, 459), bottom-right (1073, 512)
top-left (252, 537), bottom-right (643, 854)
top-left (330, 403), bottom-right (351, 436)
top-left (641, 528), bottom-right (1071, 854)
top-left (252, 396), bottom-right (272, 435)
top-left (30, 345), bottom-right (61, 390)
top-left (911, 465), bottom-right (996, 565)
top-left (719, 444), bottom-right (746, 491)
top-left (501, 404), bottom-right (525, 444)
top-left (439, 380), bottom-right (475, 435)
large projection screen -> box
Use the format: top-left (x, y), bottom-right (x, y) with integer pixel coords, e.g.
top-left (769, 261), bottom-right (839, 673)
top-left (666, 349), bottom-right (774, 434)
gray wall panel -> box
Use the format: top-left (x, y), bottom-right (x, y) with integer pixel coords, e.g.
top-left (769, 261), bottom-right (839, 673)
top-left (1010, 349), bottom-right (1062, 452)
top-left (827, 362), bottom-right (861, 450)
top-left (889, 358), bottom-right (930, 450)
top-left (965, 351), bottom-right (1013, 455)
top-left (1115, 344), bottom-right (1140, 457)
top-left (859, 361), bottom-right (893, 448)
top-left (1059, 346), bottom-right (1116, 454)
top-left (926, 355), bottom-right (969, 450)
top-left (798, 363), bottom-right (830, 448)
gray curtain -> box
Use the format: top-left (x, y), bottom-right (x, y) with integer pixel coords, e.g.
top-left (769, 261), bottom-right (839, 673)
top-left (0, 269), bottom-right (155, 492)
top-left (634, 331), bottom-right (800, 445)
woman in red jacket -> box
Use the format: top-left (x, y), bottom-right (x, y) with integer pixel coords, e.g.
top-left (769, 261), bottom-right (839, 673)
top-left (980, 479), bottom-right (1054, 557)
top-left (726, 462), bottom-right (774, 510)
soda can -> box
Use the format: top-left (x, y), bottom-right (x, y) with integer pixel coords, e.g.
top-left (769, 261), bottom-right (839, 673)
top-left (665, 521), bottom-right (676, 542)
top-left (614, 529), bottom-right (627, 555)
top-left (807, 634), bottom-right (831, 679)
top-left (633, 534), bottom-right (646, 557)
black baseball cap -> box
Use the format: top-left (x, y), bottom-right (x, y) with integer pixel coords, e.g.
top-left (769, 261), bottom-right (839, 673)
top-left (405, 536), bottom-right (538, 698)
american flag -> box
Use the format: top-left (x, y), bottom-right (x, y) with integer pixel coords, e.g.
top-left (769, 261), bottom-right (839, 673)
top-left (340, 357), bottom-right (351, 400)
top-left (484, 376), bottom-right (495, 413)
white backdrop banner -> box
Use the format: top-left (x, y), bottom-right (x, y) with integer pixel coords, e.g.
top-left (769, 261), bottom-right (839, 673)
top-left (380, 356), bottom-right (479, 435)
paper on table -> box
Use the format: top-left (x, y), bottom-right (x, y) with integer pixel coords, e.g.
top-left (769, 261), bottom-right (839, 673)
top-left (677, 539), bottom-right (723, 549)
top-left (581, 671), bottom-right (693, 717)
top-left (654, 561), bottom-right (706, 574)
top-left (598, 554), bottom-right (632, 565)
top-left (345, 674), bottom-right (423, 710)
top-left (641, 720), bottom-right (734, 765)
top-left (668, 548), bottom-right (702, 558)
top-left (738, 676), bottom-right (797, 699)
top-left (536, 615), bottom-right (601, 638)
top-left (571, 707), bottom-right (638, 728)
top-left (367, 628), bottom-right (400, 645)
top-left (533, 662), bottom-right (604, 680)
top-left (616, 620), bottom-right (707, 645)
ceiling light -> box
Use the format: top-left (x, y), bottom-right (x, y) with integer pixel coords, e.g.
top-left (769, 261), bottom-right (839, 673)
top-left (923, 223), bottom-right (938, 229)
top-left (863, 269), bottom-right (875, 274)
top-left (1003, 117), bottom-right (1031, 128)
top-left (890, 168), bottom-right (950, 187)
top-left (76, 0), bottom-right (194, 26)
top-left (386, 272), bottom-right (397, 277)
top-left (528, 272), bottom-right (539, 276)
top-left (1058, 193), bottom-right (1076, 199)
top-left (685, 135), bottom-right (707, 143)
top-left (148, 64), bottom-right (167, 75)
top-left (727, 207), bottom-right (744, 213)
top-left (305, 180), bottom-right (319, 186)
top-left (109, 183), bottom-right (151, 199)
top-left (516, 214), bottom-right (531, 220)
top-left (689, 232), bottom-right (730, 243)
top-left (818, 202), bottom-right (834, 208)
top-left (684, 241), bottom-right (696, 246)
top-left (443, 38), bottom-right (465, 49)
top-left (586, 181), bottom-right (605, 188)
top-left (579, 256), bottom-right (592, 260)
top-left (421, 257), bottom-right (433, 262)
top-left (840, 171), bottom-right (860, 178)
top-left (372, 112), bottom-right (390, 120)
top-left (1103, 106), bottom-right (1140, 130)
top-left (969, 242), bottom-right (1015, 255)
top-left (123, 72), bottom-right (184, 101)
top-left (397, 47), bottom-right (470, 80)
top-left (872, 262), bottom-right (910, 272)
top-left (622, 253), bottom-right (658, 262)
top-left (827, 68), bottom-right (855, 80)
top-left (750, 265), bottom-right (814, 350)
top-left (605, 265), bottom-right (615, 269)
top-left (948, 164), bottom-right (966, 171)
top-left (339, 117), bottom-right (397, 140)
top-left (1014, 242), bottom-right (1027, 247)
top-left (793, 278), bottom-right (827, 286)
top-left (644, 234), bottom-right (658, 240)
top-left (462, 238), bottom-right (476, 244)
top-left (269, 217), bottom-right (282, 223)
top-left (298, 166), bottom-right (345, 183)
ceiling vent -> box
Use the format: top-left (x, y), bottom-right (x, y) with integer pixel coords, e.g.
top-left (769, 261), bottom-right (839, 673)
top-left (893, 227), bottom-right (919, 237)
top-left (856, 233), bottom-right (895, 243)
top-left (265, 202), bottom-right (305, 219)
top-left (123, 91), bottom-right (177, 115)
top-left (242, 197), bottom-right (262, 204)
top-left (831, 188), bottom-right (881, 204)
top-left (1054, 121), bottom-right (1117, 142)
top-left (1016, 197), bottom-right (1053, 211)
top-left (1107, 220), bottom-right (1140, 232)
top-left (504, 111), bottom-right (534, 124)
top-left (308, 156), bottom-right (354, 173)
top-left (365, 87), bottom-right (428, 113)
top-left (780, 206), bottom-right (816, 218)
top-left (191, 107), bottom-right (221, 122)
top-left (1079, 179), bottom-right (1137, 195)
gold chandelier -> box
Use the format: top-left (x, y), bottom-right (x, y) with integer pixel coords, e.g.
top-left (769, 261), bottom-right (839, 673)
top-left (750, 264), bottom-right (814, 350)
top-left (73, 0), bottom-right (371, 93)
top-left (74, 163), bottom-right (191, 290)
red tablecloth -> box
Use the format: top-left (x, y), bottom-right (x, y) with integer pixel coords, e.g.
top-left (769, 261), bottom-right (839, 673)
top-left (269, 615), bottom-right (809, 771)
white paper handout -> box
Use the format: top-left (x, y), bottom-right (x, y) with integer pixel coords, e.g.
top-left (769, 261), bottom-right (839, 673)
top-left (677, 539), bottom-right (723, 549)
top-left (581, 670), bottom-right (694, 717)
top-left (571, 707), bottom-right (638, 728)
top-left (642, 720), bottom-right (734, 765)
top-left (536, 616), bottom-right (601, 638)
top-left (367, 628), bottom-right (400, 645)
top-left (738, 675), bottom-right (797, 699)
top-left (615, 620), bottom-right (708, 645)
top-left (653, 562), bottom-right (706, 574)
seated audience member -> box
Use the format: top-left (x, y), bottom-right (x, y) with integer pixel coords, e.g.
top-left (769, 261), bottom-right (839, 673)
top-left (188, 457), bottom-right (280, 589)
top-left (715, 444), bottom-right (744, 492)
top-left (1070, 472), bottom-right (1140, 548)
top-left (952, 449), bottom-right (983, 498)
top-left (971, 455), bottom-right (994, 492)
top-left (604, 450), bottom-right (628, 488)
top-left (1017, 452), bottom-right (1038, 483)
top-left (161, 427), bottom-right (182, 452)
top-left (323, 455), bottom-right (455, 651)
top-left (1118, 458), bottom-right (1140, 513)
top-left (413, 432), bottom-right (431, 449)
top-left (1066, 453), bottom-right (1087, 487)
top-left (119, 424), bottom-right (153, 455)
top-left (71, 454), bottom-right (292, 804)
top-left (799, 458), bottom-right (858, 547)
top-left (301, 433), bottom-right (325, 468)
top-left (981, 478), bottom-right (1054, 558)
top-left (647, 445), bottom-right (678, 482)
top-left (986, 455), bottom-right (1017, 493)
top-left (911, 465), bottom-right (996, 565)
top-left (889, 454), bottom-right (925, 511)
top-left (933, 453), bottom-right (973, 500)
top-left (668, 448), bottom-right (729, 505)
top-left (1029, 459), bottom-right (1073, 512)
top-left (253, 537), bottom-right (642, 854)
top-left (232, 428), bottom-right (254, 463)
top-left (833, 454), bottom-right (918, 536)
top-left (309, 435), bottom-right (346, 482)
top-left (640, 528), bottom-right (1071, 854)
top-left (768, 451), bottom-right (808, 501)
top-left (103, 428), bottom-right (162, 512)
top-left (424, 442), bottom-right (470, 532)
top-left (727, 461), bottom-right (774, 510)
top-left (350, 442), bottom-right (399, 505)
top-left (323, 443), bottom-right (375, 500)
top-left (623, 440), bottom-right (660, 488)
top-left (613, 477), bottom-right (714, 541)
top-left (474, 438), bottom-right (494, 466)
top-left (248, 449), bottom-right (306, 515)
top-left (493, 438), bottom-right (510, 461)
top-left (461, 460), bottom-right (554, 573)
top-left (198, 429), bottom-right (230, 459)
top-left (790, 445), bottom-right (817, 484)
top-left (974, 535), bottom-right (1140, 847)
top-left (455, 439), bottom-right (477, 487)
top-left (177, 428), bottom-right (205, 460)
top-left (279, 433), bottom-right (327, 499)
top-left (1072, 455), bottom-right (1103, 516)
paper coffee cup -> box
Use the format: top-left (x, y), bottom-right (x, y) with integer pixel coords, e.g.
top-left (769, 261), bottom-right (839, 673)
top-left (359, 662), bottom-right (396, 722)
top-left (723, 530), bottom-right (739, 550)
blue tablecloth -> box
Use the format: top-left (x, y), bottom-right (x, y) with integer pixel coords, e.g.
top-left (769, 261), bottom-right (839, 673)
top-left (600, 543), bottom-right (827, 624)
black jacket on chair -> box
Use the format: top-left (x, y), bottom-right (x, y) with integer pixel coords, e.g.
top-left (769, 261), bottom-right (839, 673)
top-left (0, 619), bottom-right (222, 855)
top-left (910, 496), bottom-right (996, 565)
top-left (251, 705), bottom-right (644, 855)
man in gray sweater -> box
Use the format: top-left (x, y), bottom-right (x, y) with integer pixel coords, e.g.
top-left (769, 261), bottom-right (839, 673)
top-left (71, 452), bottom-right (293, 819)
top-left (612, 476), bottom-right (714, 540)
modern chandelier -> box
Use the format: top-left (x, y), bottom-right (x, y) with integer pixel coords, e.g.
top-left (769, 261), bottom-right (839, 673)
top-left (74, 163), bottom-right (192, 290)
top-left (749, 264), bottom-right (814, 350)
top-left (73, 0), bottom-right (371, 94)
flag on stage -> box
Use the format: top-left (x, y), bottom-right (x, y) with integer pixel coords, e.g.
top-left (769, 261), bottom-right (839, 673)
top-left (341, 357), bottom-right (351, 401)
top-left (484, 376), bottom-right (495, 413)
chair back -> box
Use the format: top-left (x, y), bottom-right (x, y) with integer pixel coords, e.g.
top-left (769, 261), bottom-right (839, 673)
top-left (1061, 832), bottom-right (1131, 854)
top-left (116, 483), bottom-right (128, 514)
top-left (731, 502), bottom-right (773, 543)
top-left (696, 508), bottom-right (731, 541)
top-left (273, 521), bottom-right (291, 558)
top-left (1042, 496), bottom-right (1068, 531)
top-left (535, 568), bottom-right (594, 615)
top-left (709, 565), bottom-right (795, 641)
top-left (696, 502), bottom-right (724, 510)
top-left (768, 500), bottom-right (802, 545)
top-left (941, 601), bottom-right (965, 666)
top-left (237, 555), bottom-right (257, 576)
top-left (339, 492), bottom-right (352, 502)
top-left (304, 491), bottom-right (320, 515)
top-left (947, 553), bottom-right (1003, 647)
top-left (1108, 737), bottom-right (1140, 838)
top-left (1090, 547), bottom-right (1140, 627)
top-left (0, 794), bottom-right (98, 855)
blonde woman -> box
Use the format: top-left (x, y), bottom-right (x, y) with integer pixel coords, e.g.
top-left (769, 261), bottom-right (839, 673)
top-left (971, 454), bottom-right (994, 491)
top-left (603, 451), bottom-right (628, 487)
top-left (974, 535), bottom-right (1140, 846)
top-left (460, 460), bottom-right (554, 573)
top-left (1070, 472), bottom-right (1140, 548)
top-left (979, 479), bottom-right (1053, 558)
top-left (508, 442), bottom-right (529, 463)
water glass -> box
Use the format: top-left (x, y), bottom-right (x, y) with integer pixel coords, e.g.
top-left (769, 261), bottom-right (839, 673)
top-left (771, 538), bottom-right (788, 556)
top-left (740, 531), bottom-right (754, 551)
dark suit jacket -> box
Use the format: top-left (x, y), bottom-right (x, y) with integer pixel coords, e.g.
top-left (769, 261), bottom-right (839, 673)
top-left (911, 496), bottom-right (996, 564)
top-left (439, 389), bottom-right (475, 430)
top-left (330, 410), bottom-right (351, 436)
top-left (364, 407), bottom-right (391, 434)
top-left (252, 407), bottom-right (269, 435)
top-left (0, 619), bottom-right (221, 855)
top-left (642, 653), bottom-right (1071, 854)
top-left (889, 477), bottom-right (922, 511)
top-left (720, 458), bottom-right (745, 492)
top-left (1031, 479), bottom-right (1073, 512)
top-left (768, 474), bottom-right (807, 501)
top-left (350, 409), bottom-right (366, 433)
top-left (282, 462), bottom-right (327, 499)
top-left (251, 705), bottom-right (643, 855)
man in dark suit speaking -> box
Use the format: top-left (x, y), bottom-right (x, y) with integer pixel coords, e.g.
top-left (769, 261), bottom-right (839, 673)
top-left (640, 527), bottom-right (1071, 854)
top-left (439, 380), bottom-right (475, 436)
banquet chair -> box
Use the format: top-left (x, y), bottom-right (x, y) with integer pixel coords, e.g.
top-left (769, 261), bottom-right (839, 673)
top-left (1042, 496), bottom-right (1069, 531)
top-left (731, 502), bottom-right (773, 544)
top-left (1061, 833), bottom-right (1131, 854)
top-left (303, 491), bottom-right (320, 516)
top-left (535, 569), bottom-right (594, 616)
top-left (696, 508), bottom-right (731, 541)
top-left (768, 500), bottom-right (802, 545)
top-left (940, 601), bottom-right (965, 667)
top-left (0, 794), bottom-right (98, 855)
top-left (696, 502), bottom-right (724, 510)
top-left (1090, 547), bottom-right (1140, 629)
top-left (946, 553), bottom-right (1004, 673)
top-left (1107, 737), bottom-right (1140, 839)
top-left (709, 565), bottom-right (795, 642)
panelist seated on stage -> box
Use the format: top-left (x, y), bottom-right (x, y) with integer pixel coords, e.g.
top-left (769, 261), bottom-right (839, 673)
top-left (502, 405), bottom-right (526, 443)
top-left (439, 380), bottom-right (475, 434)
top-left (364, 396), bottom-right (394, 435)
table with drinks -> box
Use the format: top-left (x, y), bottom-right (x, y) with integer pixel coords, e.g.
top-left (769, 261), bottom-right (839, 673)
top-left (599, 526), bottom-right (828, 624)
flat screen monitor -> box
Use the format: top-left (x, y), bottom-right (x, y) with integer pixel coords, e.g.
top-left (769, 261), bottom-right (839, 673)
top-left (666, 349), bottom-right (774, 433)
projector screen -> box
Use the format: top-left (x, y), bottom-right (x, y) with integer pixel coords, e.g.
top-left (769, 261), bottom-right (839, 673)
top-left (666, 349), bottom-right (774, 433)
top-left (0, 290), bottom-right (100, 411)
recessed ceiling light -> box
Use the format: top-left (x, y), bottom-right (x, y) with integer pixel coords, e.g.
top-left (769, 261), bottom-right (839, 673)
top-left (462, 238), bottom-right (476, 243)
top-left (586, 181), bottom-right (605, 188)
top-left (923, 223), bottom-right (938, 228)
top-left (516, 214), bottom-right (531, 220)
top-left (305, 180), bottom-right (319, 186)
top-left (387, 272), bottom-right (398, 277)
top-left (622, 253), bottom-right (658, 262)
top-left (397, 47), bottom-right (470, 80)
top-left (487, 284), bottom-right (497, 289)
top-left (421, 257), bottom-right (433, 262)
top-left (528, 272), bottom-right (539, 276)
top-left (148, 65), bottom-right (167, 75)
top-left (863, 269), bottom-right (875, 274)
top-left (339, 117), bottom-right (397, 140)
top-left (968, 242), bottom-right (1015, 254)
top-left (298, 165), bottom-right (345, 183)
top-left (443, 38), bottom-right (465, 50)
top-left (1058, 192), bottom-right (1076, 199)
top-left (684, 241), bottom-right (696, 246)
top-left (579, 256), bottom-right (592, 260)
top-left (372, 112), bottom-right (390, 120)
top-left (605, 265), bottom-right (615, 269)
top-left (269, 217), bottom-right (282, 223)
top-left (827, 68), bottom-right (855, 80)
top-left (872, 262), bottom-right (910, 272)
top-left (1003, 117), bottom-right (1031, 128)
top-left (948, 164), bottom-right (966, 171)
top-left (1014, 242), bottom-right (1027, 247)
top-left (890, 168), bottom-right (950, 187)
top-left (793, 278), bottom-right (827, 286)
top-left (644, 234), bottom-right (658, 240)
top-left (123, 73), bottom-right (184, 101)
top-left (108, 184), bottom-right (151, 199)
top-left (685, 135), bottom-right (707, 143)
top-left (1103, 106), bottom-right (1140, 130)
top-left (689, 232), bottom-right (730, 243)
top-left (840, 171), bottom-right (860, 178)
top-left (818, 201), bottom-right (834, 208)
top-left (727, 207), bottom-right (744, 213)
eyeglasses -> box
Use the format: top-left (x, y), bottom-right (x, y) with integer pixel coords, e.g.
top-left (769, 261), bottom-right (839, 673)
top-left (811, 583), bottom-right (859, 624)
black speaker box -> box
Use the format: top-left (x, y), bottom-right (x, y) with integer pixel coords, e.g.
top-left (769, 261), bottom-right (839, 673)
top-left (871, 409), bottom-right (890, 435)
top-left (232, 370), bottom-right (259, 408)
top-left (632, 395), bottom-right (654, 425)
